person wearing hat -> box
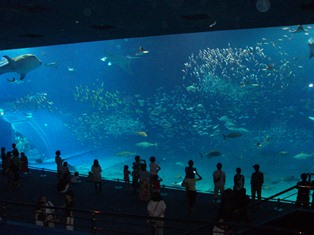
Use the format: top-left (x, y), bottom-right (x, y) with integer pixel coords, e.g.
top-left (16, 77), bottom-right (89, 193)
top-left (250, 164), bottom-right (264, 205)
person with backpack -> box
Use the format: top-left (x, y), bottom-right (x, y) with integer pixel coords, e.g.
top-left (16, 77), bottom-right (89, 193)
top-left (213, 162), bottom-right (226, 203)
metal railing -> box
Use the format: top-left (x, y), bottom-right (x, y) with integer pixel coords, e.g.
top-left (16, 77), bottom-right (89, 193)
top-left (183, 179), bottom-right (314, 235)
top-left (0, 199), bottom-right (219, 234)
top-left (3, 167), bottom-right (314, 234)
top-left (0, 186), bottom-right (310, 235)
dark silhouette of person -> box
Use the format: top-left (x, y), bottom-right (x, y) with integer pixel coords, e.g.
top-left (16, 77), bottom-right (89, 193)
top-left (57, 173), bottom-right (70, 193)
top-left (11, 143), bottom-right (19, 157)
top-left (233, 188), bottom-right (250, 222)
top-left (213, 163), bottom-right (226, 203)
top-left (132, 155), bottom-right (145, 193)
top-left (55, 150), bottom-right (64, 183)
top-left (250, 164), bottom-right (264, 205)
top-left (233, 167), bottom-right (245, 192)
top-left (20, 152), bottom-right (29, 174)
top-left (184, 171), bottom-right (202, 213)
top-left (218, 188), bottom-right (235, 222)
top-left (185, 160), bottom-right (197, 179)
top-left (91, 159), bottom-right (102, 193)
top-left (10, 149), bottom-right (20, 185)
top-left (1, 147), bottom-right (6, 174)
top-left (64, 190), bottom-right (74, 231)
top-left (295, 173), bottom-right (310, 208)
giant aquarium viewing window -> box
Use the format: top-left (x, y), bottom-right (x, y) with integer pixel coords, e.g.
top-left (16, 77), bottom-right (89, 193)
top-left (1, 24), bottom-right (314, 199)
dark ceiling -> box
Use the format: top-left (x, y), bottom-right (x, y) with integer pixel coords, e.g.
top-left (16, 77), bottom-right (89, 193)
top-left (1, 0), bottom-right (314, 51)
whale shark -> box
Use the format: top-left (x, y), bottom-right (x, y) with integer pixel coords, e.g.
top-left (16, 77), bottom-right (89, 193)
top-left (0, 54), bottom-right (42, 81)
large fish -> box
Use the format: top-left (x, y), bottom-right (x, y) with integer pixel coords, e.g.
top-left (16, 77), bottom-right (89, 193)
top-left (115, 151), bottom-right (136, 157)
top-left (135, 131), bottom-right (148, 137)
top-left (0, 54), bottom-right (42, 80)
top-left (200, 150), bottom-right (221, 159)
top-left (292, 152), bottom-right (314, 160)
top-left (135, 142), bottom-right (158, 148)
top-left (223, 131), bottom-right (242, 139)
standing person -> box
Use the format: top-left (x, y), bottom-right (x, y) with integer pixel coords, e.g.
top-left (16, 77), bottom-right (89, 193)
top-left (10, 149), bottom-right (20, 185)
top-left (62, 161), bottom-right (71, 179)
top-left (213, 163), bottom-right (226, 203)
top-left (139, 163), bottom-right (151, 202)
top-left (64, 190), bottom-right (74, 231)
top-left (123, 165), bottom-right (131, 185)
top-left (147, 192), bottom-right (166, 235)
top-left (185, 160), bottom-right (198, 179)
top-left (91, 159), bottom-right (102, 193)
top-left (20, 152), bottom-right (30, 175)
top-left (5, 152), bottom-right (11, 182)
top-left (132, 155), bottom-right (145, 193)
top-left (185, 171), bottom-right (202, 212)
top-left (233, 167), bottom-right (245, 192)
top-left (152, 175), bottom-right (163, 193)
top-left (295, 173), bottom-right (310, 208)
top-left (55, 150), bottom-right (64, 183)
top-left (1, 147), bottom-right (6, 174)
top-left (251, 164), bottom-right (264, 205)
top-left (149, 156), bottom-right (161, 186)
top-left (11, 143), bottom-right (19, 157)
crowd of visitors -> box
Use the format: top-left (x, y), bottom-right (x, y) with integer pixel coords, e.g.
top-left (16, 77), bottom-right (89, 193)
top-left (2, 143), bottom-right (313, 234)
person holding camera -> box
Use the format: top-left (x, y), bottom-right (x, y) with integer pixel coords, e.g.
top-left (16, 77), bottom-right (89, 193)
top-left (184, 169), bottom-right (202, 213)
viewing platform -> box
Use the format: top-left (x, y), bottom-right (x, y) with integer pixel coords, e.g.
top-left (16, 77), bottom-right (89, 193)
top-left (0, 167), bottom-right (312, 234)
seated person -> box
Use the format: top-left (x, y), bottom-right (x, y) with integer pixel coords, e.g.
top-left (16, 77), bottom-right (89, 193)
top-left (87, 171), bottom-right (94, 182)
top-left (70, 171), bottom-right (81, 183)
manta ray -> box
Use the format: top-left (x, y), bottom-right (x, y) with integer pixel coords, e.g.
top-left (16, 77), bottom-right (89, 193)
top-left (0, 54), bottom-right (42, 81)
top-left (100, 52), bottom-right (140, 74)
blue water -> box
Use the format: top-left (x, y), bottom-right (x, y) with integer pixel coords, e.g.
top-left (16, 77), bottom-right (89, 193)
top-left (1, 24), bottom-right (314, 200)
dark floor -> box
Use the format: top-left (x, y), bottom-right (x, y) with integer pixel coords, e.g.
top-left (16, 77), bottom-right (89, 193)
top-left (0, 167), bottom-right (298, 234)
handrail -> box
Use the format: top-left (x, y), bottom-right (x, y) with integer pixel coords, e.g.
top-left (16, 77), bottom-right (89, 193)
top-left (184, 184), bottom-right (305, 235)
top-left (29, 165), bottom-right (314, 198)
top-left (0, 179), bottom-right (311, 235)
top-left (183, 220), bottom-right (303, 235)
top-left (0, 198), bottom-right (305, 235)
top-left (0, 199), bottom-right (219, 234)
